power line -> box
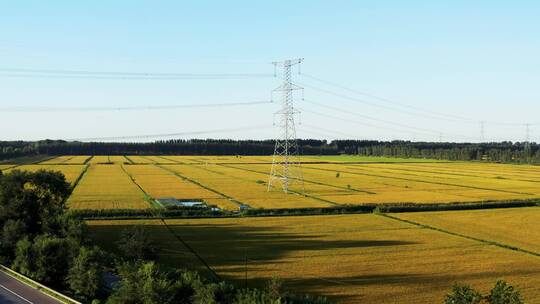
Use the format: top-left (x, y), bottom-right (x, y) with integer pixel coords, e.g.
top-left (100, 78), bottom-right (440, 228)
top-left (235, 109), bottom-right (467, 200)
top-left (301, 123), bottom-right (363, 139)
top-left (0, 100), bottom-right (273, 112)
top-left (302, 98), bottom-right (463, 137)
top-left (298, 81), bottom-right (477, 124)
top-left (0, 67), bottom-right (273, 80)
top-left (302, 73), bottom-right (477, 123)
top-left (302, 108), bottom-right (479, 141)
top-left (68, 125), bottom-right (272, 142)
top-left (301, 73), bottom-right (540, 126)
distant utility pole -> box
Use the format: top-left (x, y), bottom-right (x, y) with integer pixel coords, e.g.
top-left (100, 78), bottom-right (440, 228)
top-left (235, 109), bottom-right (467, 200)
top-left (268, 58), bottom-right (304, 193)
top-left (480, 121), bottom-right (485, 142)
top-left (525, 123), bottom-right (531, 142)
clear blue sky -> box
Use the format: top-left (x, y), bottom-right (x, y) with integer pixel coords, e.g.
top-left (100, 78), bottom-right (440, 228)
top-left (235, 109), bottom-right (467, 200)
top-left (1, 1), bottom-right (540, 142)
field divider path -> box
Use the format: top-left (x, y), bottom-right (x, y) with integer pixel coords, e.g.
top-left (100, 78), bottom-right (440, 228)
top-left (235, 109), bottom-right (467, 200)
top-left (154, 164), bottom-right (251, 209)
top-left (304, 165), bottom-right (534, 196)
top-left (119, 164), bottom-right (221, 278)
top-left (123, 155), bottom-right (135, 164)
top-left (83, 156), bottom-right (93, 164)
top-left (159, 219), bottom-right (222, 281)
top-left (119, 165), bottom-right (158, 209)
top-left (68, 164), bottom-right (90, 195)
top-left (378, 213), bottom-right (540, 258)
top-left (156, 155), bottom-right (201, 164)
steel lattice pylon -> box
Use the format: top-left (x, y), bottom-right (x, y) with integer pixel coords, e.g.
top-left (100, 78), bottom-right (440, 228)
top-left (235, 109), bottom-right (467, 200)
top-left (268, 58), bottom-right (304, 193)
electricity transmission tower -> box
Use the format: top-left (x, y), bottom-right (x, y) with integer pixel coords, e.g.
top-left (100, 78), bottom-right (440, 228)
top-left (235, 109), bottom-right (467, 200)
top-left (268, 58), bottom-right (304, 193)
top-left (480, 121), bottom-right (485, 142)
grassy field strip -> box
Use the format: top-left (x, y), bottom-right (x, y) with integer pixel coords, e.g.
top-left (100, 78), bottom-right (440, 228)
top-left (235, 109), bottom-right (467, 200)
top-left (379, 213), bottom-right (540, 258)
top-left (155, 164), bottom-right (249, 209)
top-left (305, 164), bottom-right (534, 196)
top-left (67, 164), bottom-right (150, 209)
top-left (124, 155), bottom-right (135, 164)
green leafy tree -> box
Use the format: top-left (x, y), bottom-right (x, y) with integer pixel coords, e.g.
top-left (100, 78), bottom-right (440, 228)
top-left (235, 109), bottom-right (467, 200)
top-left (487, 280), bottom-right (523, 304)
top-left (445, 284), bottom-right (482, 304)
top-left (234, 289), bottom-right (279, 304)
top-left (107, 261), bottom-right (194, 304)
top-left (12, 237), bottom-right (34, 276)
top-left (0, 170), bottom-right (70, 236)
top-left (266, 276), bottom-right (285, 302)
top-left (68, 246), bottom-right (106, 301)
top-left (0, 219), bottom-right (26, 258)
top-left (31, 235), bottom-right (72, 286)
top-left (193, 281), bottom-right (235, 304)
top-left (118, 226), bottom-right (158, 261)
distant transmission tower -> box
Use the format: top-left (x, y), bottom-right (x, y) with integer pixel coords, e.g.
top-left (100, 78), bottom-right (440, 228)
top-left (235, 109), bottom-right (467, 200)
top-left (480, 121), bottom-right (485, 142)
top-left (268, 58), bottom-right (304, 193)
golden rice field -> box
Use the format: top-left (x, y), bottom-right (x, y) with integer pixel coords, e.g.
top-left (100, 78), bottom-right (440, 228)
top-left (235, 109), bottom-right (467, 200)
top-left (394, 207), bottom-right (540, 254)
top-left (2, 155), bottom-right (540, 210)
top-left (38, 155), bottom-right (91, 164)
top-left (3, 164), bottom-right (86, 185)
top-left (122, 165), bottom-right (239, 210)
top-left (87, 213), bottom-right (540, 303)
top-left (67, 164), bottom-right (150, 209)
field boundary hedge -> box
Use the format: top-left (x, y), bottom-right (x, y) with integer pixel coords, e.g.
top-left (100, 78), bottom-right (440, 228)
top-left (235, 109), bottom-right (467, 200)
top-left (75, 199), bottom-right (540, 220)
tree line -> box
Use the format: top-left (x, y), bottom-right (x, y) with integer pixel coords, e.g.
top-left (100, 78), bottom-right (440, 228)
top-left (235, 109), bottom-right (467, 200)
top-left (2, 139), bottom-right (540, 164)
top-left (334, 140), bottom-right (540, 163)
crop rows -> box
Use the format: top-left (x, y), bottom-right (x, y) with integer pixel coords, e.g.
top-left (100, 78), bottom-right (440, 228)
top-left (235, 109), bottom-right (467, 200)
top-left (87, 213), bottom-right (540, 303)
top-left (67, 164), bottom-right (150, 209)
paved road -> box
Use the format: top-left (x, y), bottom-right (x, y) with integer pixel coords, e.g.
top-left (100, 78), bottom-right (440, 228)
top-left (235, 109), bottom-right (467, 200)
top-left (0, 271), bottom-right (61, 304)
